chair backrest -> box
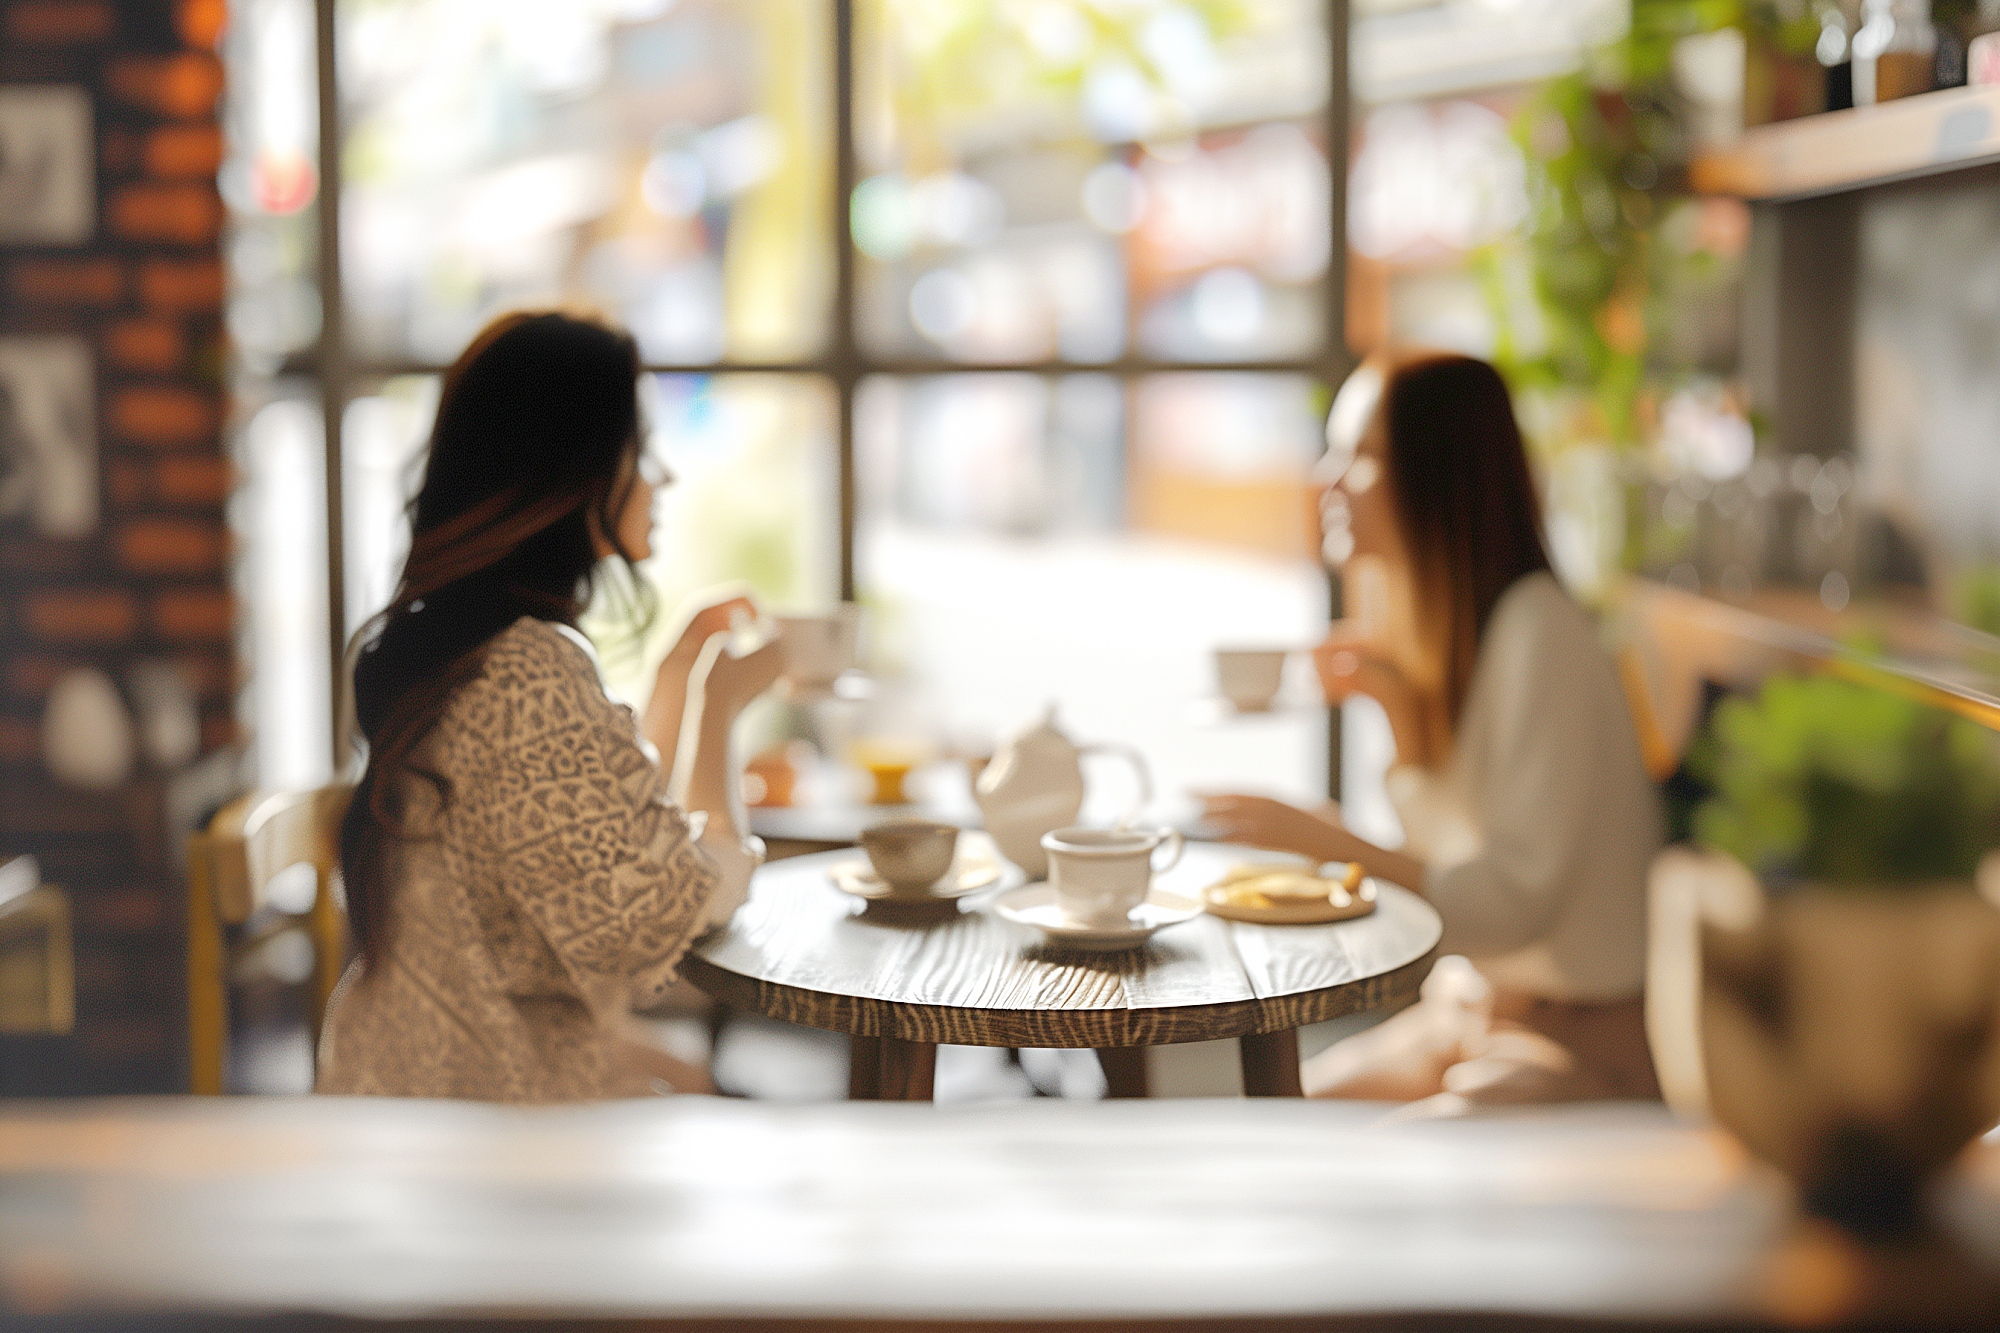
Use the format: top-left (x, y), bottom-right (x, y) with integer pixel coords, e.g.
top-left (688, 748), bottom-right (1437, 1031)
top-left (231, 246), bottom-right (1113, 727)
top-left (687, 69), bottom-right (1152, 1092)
top-left (208, 787), bottom-right (353, 926)
top-left (189, 786), bottom-right (353, 1093)
top-left (0, 858), bottom-right (74, 1036)
top-left (1616, 645), bottom-right (1682, 784)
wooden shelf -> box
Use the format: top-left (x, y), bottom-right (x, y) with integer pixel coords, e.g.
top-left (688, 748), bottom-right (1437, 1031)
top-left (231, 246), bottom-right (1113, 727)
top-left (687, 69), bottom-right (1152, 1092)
top-left (1690, 84), bottom-right (2000, 201)
top-left (1621, 580), bottom-right (2000, 767)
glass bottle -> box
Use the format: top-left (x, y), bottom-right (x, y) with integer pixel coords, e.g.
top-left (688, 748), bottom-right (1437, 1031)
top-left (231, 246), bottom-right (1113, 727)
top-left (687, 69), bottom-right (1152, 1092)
top-left (1853, 0), bottom-right (1939, 103)
top-left (1818, 0), bottom-right (1857, 109)
top-left (1747, 8), bottom-right (1831, 122)
top-left (1934, 0), bottom-right (1971, 87)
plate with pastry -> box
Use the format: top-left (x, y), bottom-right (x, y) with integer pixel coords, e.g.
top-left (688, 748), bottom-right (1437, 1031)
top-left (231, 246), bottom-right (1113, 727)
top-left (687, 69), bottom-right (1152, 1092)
top-left (1201, 858), bottom-right (1378, 925)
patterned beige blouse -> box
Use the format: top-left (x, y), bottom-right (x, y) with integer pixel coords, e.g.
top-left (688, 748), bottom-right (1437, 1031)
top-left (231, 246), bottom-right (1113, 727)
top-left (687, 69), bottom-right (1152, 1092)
top-left (317, 617), bottom-right (720, 1102)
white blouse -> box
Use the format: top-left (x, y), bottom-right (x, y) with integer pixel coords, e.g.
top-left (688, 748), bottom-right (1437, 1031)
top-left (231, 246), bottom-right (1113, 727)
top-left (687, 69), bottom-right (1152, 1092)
top-left (1386, 572), bottom-right (1662, 1003)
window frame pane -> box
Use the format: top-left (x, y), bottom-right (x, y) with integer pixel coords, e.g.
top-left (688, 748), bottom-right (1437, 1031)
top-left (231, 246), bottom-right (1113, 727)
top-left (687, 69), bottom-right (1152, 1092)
top-left (280, 0), bottom-right (1351, 794)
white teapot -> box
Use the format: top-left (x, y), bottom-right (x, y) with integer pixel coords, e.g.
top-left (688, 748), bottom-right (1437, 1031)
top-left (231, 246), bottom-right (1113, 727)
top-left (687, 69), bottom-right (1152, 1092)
top-left (974, 706), bottom-right (1151, 880)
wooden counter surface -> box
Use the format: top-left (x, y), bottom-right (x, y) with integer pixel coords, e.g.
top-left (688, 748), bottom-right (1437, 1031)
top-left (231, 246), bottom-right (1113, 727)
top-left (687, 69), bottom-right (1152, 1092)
top-left (11, 1095), bottom-right (1999, 1329)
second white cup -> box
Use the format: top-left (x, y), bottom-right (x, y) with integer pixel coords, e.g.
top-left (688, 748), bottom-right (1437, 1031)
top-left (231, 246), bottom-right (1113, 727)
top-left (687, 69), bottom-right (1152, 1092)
top-left (1214, 647), bottom-right (1289, 712)
top-left (1040, 826), bottom-right (1184, 928)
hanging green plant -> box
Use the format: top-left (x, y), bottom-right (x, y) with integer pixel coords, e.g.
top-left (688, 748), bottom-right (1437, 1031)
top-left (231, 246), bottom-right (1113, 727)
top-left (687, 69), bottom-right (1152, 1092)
top-left (1477, 0), bottom-right (1819, 457)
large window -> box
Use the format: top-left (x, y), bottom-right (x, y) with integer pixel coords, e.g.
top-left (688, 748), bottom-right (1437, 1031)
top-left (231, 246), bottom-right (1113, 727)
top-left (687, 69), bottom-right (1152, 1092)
top-left (226, 1), bottom-right (1351, 815)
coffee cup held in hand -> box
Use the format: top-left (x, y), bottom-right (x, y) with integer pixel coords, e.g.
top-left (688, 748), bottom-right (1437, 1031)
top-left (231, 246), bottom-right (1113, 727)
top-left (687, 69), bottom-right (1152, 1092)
top-left (1041, 826), bottom-right (1184, 928)
top-left (775, 609), bottom-right (860, 693)
top-left (860, 819), bottom-right (959, 897)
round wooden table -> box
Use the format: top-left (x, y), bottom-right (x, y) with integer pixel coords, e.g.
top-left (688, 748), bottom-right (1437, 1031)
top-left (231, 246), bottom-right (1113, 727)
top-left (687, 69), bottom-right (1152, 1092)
top-left (682, 841), bottom-right (1442, 1100)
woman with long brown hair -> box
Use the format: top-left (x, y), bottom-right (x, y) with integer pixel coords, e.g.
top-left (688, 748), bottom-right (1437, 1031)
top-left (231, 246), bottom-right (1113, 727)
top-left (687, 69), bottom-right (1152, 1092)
top-left (316, 311), bottom-right (780, 1101)
top-left (1203, 351), bottom-right (1663, 1105)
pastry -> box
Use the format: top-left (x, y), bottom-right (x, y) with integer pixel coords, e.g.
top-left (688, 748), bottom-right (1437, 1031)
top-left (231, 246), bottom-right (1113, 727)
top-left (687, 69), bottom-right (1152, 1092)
top-left (1203, 861), bottom-right (1378, 923)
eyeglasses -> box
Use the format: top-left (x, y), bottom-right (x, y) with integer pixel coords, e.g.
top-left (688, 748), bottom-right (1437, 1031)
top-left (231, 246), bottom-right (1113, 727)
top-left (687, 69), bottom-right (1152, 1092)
top-left (1313, 446), bottom-right (1382, 496)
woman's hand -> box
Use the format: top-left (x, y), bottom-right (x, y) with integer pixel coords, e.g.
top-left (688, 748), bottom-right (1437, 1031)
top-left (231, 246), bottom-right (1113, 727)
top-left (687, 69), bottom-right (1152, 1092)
top-left (643, 594), bottom-right (761, 769)
top-left (1198, 791), bottom-right (1432, 895)
top-left (1312, 624), bottom-right (1408, 708)
top-left (1198, 793), bottom-right (1354, 864)
top-left (658, 595), bottom-right (758, 687)
top-left (697, 638), bottom-right (784, 725)
top-left (678, 639), bottom-right (784, 852)
top-left (1312, 627), bottom-right (1442, 768)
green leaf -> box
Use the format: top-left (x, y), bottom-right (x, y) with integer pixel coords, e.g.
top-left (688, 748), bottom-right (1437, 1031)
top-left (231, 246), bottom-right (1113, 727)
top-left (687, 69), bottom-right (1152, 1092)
top-left (1692, 672), bottom-right (2000, 884)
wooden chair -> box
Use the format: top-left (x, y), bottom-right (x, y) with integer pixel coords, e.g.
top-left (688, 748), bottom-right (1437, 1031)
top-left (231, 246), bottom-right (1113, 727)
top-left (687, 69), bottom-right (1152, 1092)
top-left (1617, 645), bottom-right (1683, 784)
top-left (0, 858), bottom-right (74, 1036)
top-left (187, 786), bottom-right (353, 1094)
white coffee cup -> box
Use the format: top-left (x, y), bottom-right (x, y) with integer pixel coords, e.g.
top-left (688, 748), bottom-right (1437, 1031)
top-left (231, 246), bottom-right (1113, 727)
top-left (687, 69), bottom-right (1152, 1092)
top-left (1040, 826), bottom-right (1185, 928)
top-left (776, 608), bottom-right (861, 692)
top-left (1214, 647), bottom-right (1288, 712)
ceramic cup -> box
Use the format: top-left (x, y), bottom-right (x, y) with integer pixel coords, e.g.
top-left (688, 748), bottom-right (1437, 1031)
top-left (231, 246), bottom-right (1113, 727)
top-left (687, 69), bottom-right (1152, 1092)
top-left (776, 609), bottom-right (861, 692)
top-left (860, 819), bottom-right (959, 897)
top-left (1040, 826), bottom-right (1184, 928)
top-left (1214, 648), bottom-right (1289, 712)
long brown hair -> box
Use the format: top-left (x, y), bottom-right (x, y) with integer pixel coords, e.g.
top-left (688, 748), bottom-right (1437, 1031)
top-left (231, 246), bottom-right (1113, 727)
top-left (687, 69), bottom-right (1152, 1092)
top-left (1378, 352), bottom-right (1553, 723)
top-left (340, 311), bottom-right (652, 968)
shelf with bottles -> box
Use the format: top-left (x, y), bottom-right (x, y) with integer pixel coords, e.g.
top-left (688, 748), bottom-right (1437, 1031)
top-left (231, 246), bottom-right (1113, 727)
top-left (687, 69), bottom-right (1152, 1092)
top-left (1693, 0), bottom-right (2000, 204)
top-left (1691, 79), bottom-right (2000, 199)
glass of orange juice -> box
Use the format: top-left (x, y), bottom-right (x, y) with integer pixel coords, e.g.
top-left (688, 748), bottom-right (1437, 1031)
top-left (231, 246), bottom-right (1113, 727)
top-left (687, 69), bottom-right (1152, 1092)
top-left (849, 736), bottom-right (933, 805)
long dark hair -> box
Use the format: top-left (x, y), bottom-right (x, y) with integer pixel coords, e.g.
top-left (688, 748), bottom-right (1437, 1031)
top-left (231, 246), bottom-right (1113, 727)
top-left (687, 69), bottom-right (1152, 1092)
top-left (340, 311), bottom-right (652, 968)
top-left (1379, 352), bottom-right (1553, 724)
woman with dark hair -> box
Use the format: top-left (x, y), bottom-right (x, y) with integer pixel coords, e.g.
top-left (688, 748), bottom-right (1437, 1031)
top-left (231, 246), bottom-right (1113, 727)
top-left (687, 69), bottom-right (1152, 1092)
top-left (1203, 351), bottom-right (1663, 1105)
top-left (316, 311), bottom-right (781, 1101)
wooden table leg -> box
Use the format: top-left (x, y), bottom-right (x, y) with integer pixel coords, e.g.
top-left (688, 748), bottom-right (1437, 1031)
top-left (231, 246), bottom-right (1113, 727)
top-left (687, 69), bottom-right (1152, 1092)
top-left (848, 1035), bottom-right (883, 1101)
top-left (1239, 1029), bottom-right (1303, 1098)
top-left (877, 1036), bottom-right (937, 1101)
top-left (1095, 1047), bottom-right (1149, 1099)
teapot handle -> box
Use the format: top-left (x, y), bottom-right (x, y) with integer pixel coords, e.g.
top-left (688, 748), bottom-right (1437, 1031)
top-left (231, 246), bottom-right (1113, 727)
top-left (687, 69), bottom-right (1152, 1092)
top-left (1081, 742), bottom-right (1153, 828)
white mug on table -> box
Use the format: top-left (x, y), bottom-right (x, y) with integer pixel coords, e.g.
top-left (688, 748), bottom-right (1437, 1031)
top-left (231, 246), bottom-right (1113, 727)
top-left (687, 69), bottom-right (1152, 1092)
top-left (1040, 826), bottom-right (1184, 927)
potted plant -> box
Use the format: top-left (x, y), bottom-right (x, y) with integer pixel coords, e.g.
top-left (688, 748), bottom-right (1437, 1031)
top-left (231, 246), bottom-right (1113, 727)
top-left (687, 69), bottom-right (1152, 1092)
top-left (1648, 669), bottom-right (2000, 1243)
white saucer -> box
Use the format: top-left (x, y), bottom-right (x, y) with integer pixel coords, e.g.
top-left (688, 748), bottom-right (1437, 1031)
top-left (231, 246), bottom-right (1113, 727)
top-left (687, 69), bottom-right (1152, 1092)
top-left (827, 855), bottom-right (1005, 903)
top-left (991, 883), bottom-right (1203, 952)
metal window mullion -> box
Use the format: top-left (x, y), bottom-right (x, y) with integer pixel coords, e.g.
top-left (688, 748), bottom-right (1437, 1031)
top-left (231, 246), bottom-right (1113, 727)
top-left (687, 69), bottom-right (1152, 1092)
top-left (315, 0), bottom-right (349, 772)
top-left (834, 0), bottom-right (861, 605)
top-left (307, 0), bottom-right (1347, 738)
top-left (1324, 0), bottom-right (1351, 801)
top-left (352, 358), bottom-right (1331, 379)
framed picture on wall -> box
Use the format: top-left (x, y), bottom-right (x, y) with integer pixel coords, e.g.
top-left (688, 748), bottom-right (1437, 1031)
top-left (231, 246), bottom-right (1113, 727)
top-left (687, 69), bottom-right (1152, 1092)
top-left (0, 337), bottom-right (97, 538)
top-left (0, 85), bottom-right (94, 245)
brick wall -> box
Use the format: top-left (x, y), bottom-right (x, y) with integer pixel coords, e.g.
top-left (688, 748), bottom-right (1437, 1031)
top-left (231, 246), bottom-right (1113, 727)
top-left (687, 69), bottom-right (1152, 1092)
top-left (1, 0), bottom-right (233, 1093)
